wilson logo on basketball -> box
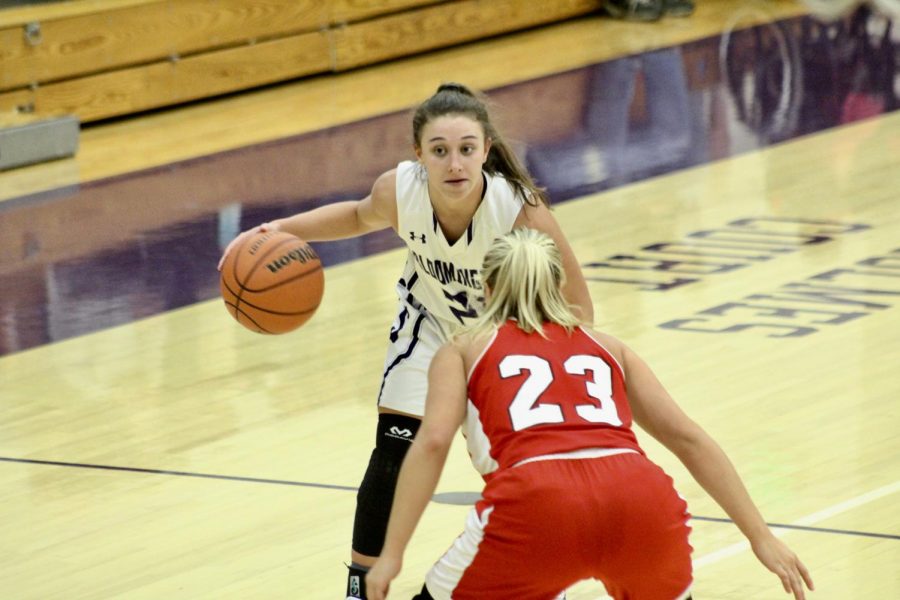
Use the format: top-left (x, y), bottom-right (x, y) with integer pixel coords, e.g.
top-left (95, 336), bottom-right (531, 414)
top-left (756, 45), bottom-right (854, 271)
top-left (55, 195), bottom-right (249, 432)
top-left (266, 247), bottom-right (319, 273)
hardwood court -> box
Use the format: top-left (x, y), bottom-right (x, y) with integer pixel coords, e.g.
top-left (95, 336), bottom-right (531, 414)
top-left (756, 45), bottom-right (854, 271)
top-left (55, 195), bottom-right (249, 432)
top-left (1, 1), bottom-right (898, 599)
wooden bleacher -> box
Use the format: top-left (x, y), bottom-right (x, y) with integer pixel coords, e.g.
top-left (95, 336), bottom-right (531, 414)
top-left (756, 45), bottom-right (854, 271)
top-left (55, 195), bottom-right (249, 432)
top-left (0, 0), bottom-right (603, 124)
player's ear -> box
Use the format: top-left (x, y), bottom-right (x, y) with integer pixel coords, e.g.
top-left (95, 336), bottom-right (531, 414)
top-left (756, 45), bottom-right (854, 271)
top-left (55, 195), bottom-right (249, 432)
top-left (414, 144), bottom-right (422, 161)
top-left (483, 137), bottom-right (492, 163)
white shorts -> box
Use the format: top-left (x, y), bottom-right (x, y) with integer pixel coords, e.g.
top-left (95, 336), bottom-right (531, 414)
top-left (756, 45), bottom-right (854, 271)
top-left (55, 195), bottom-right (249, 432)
top-left (377, 297), bottom-right (453, 416)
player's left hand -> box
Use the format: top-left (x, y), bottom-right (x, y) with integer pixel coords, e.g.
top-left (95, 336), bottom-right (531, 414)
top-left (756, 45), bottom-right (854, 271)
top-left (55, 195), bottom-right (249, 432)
top-left (751, 534), bottom-right (815, 600)
top-left (366, 556), bottom-right (402, 600)
top-left (216, 221), bottom-right (278, 271)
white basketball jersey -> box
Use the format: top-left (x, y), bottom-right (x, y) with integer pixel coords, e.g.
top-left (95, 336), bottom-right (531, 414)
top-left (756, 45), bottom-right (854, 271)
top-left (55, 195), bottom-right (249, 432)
top-left (394, 160), bottom-right (524, 336)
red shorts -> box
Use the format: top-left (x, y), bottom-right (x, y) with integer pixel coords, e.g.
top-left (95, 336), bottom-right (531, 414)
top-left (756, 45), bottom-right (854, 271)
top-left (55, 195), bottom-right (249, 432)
top-left (424, 452), bottom-right (693, 599)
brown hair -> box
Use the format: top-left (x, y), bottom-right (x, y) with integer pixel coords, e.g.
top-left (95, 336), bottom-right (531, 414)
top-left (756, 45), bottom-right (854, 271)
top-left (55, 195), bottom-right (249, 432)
top-left (412, 83), bottom-right (548, 207)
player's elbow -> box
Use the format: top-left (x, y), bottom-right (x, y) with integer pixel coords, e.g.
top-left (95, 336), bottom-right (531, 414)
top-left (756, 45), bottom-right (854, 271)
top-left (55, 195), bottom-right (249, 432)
top-left (663, 422), bottom-right (712, 463)
top-left (414, 427), bottom-right (454, 456)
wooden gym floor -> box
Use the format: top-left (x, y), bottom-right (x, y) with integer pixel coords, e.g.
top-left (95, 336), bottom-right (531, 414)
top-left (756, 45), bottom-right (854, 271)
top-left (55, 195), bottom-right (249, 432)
top-left (1, 1), bottom-right (898, 598)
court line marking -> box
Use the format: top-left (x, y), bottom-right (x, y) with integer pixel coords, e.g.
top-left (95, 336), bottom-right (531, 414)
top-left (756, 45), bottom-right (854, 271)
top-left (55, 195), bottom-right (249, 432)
top-left (0, 456), bottom-right (357, 492)
top-left (690, 515), bottom-right (899, 540)
top-left (694, 480), bottom-right (900, 568)
top-left (3, 456), bottom-right (898, 542)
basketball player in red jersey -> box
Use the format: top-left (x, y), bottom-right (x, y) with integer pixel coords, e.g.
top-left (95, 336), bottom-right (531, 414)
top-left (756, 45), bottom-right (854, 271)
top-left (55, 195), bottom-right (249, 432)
top-left (366, 229), bottom-right (814, 599)
top-left (218, 83), bottom-right (593, 599)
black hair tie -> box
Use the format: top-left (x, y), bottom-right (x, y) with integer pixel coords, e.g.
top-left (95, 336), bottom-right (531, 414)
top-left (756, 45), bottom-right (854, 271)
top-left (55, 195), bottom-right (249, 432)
top-left (437, 82), bottom-right (472, 96)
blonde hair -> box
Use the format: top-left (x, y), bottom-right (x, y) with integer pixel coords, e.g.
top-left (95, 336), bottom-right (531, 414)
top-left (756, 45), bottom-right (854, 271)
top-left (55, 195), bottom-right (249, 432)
top-left (466, 228), bottom-right (581, 338)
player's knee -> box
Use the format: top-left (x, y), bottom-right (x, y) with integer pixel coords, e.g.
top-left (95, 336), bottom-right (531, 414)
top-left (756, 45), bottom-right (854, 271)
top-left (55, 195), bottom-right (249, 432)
top-left (352, 413), bottom-right (421, 556)
top-left (374, 411), bottom-right (420, 455)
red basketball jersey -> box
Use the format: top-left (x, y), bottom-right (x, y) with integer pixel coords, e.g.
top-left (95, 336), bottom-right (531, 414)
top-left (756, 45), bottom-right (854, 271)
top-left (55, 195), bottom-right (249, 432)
top-left (464, 321), bottom-right (644, 478)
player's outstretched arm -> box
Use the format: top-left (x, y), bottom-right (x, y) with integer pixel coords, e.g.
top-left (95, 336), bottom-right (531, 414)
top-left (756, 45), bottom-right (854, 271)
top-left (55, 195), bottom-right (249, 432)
top-left (366, 344), bottom-right (468, 600)
top-left (217, 169), bottom-right (397, 270)
top-left (621, 342), bottom-right (815, 600)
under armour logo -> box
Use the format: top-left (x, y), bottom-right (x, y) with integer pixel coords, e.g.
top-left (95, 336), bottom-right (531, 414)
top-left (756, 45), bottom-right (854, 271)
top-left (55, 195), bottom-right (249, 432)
top-left (388, 426), bottom-right (414, 439)
top-left (409, 231), bottom-right (426, 243)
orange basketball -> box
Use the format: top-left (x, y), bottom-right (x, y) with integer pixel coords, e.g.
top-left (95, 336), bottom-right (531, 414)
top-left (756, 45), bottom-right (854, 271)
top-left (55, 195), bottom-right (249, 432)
top-left (220, 230), bottom-right (324, 334)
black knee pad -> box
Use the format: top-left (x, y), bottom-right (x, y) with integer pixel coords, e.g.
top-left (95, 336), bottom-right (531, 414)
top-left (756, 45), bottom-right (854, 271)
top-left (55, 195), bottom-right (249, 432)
top-left (352, 413), bottom-right (421, 557)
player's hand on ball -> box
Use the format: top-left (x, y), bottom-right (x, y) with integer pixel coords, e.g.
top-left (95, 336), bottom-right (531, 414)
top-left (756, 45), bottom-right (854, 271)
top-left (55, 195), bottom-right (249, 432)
top-left (217, 221), bottom-right (279, 271)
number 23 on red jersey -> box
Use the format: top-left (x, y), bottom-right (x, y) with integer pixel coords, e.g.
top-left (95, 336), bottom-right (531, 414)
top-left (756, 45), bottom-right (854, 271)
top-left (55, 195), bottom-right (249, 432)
top-left (499, 354), bottom-right (623, 432)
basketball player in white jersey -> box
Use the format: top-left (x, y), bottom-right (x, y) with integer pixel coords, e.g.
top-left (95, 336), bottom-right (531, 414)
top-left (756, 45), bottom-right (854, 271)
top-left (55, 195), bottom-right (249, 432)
top-left (366, 229), bottom-right (814, 600)
top-left (218, 83), bottom-right (593, 599)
